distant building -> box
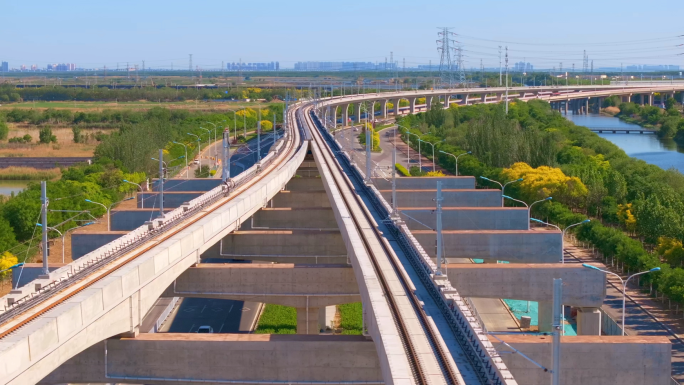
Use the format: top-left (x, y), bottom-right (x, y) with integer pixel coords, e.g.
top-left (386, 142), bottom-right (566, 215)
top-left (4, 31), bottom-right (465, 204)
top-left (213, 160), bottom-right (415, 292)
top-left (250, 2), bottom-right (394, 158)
top-left (47, 63), bottom-right (76, 71)
top-left (293, 61), bottom-right (390, 71)
top-left (625, 64), bottom-right (679, 72)
top-left (227, 62), bottom-right (279, 71)
top-left (513, 61), bottom-right (533, 72)
top-left (0, 62), bottom-right (8, 72)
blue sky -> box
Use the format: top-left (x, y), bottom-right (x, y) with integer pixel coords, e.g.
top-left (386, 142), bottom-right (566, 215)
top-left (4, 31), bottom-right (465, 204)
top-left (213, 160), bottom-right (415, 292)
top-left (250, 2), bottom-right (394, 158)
top-left (1, 0), bottom-right (682, 70)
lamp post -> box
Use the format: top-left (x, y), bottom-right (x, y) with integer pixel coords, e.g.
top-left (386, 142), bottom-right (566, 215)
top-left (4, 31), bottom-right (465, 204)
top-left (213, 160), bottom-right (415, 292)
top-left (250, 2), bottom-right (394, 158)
top-left (439, 150), bottom-right (470, 176)
top-left (395, 123), bottom-right (413, 167)
top-left (528, 197), bottom-right (553, 230)
top-left (583, 264), bottom-right (660, 335)
top-left (479, 176), bottom-right (523, 206)
top-left (0, 262), bottom-right (24, 275)
top-left (172, 142), bottom-right (189, 178)
top-left (122, 179), bottom-right (143, 208)
top-left (530, 218), bottom-right (590, 263)
top-left (187, 133), bottom-right (201, 169)
top-left (37, 222), bottom-right (95, 263)
top-left (419, 139), bottom-right (436, 172)
top-left (84, 199), bottom-right (109, 231)
top-left (407, 132), bottom-right (422, 170)
top-left (199, 127), bottom-right (214, 166)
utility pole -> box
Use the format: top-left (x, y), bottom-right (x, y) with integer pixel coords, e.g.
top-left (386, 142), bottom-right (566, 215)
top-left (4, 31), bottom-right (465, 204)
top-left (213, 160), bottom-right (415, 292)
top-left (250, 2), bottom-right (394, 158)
top-left (41, 181), bottom-right (48, 275)
top-left (158, 149), bottom-right (164, 218)
top-left (142, 60), bottom-right (145, 78)
top-left (222, 129), bottom-right (230, 186)
top-left (505, 46), bottom-right (509, 114)
top-left (435, 181), bottom-right (443, 275)
top-left (257, 109), bottom-right (261, 162)
top-left (391, 127), bottom-right (399, 220)
top-left (403, 58), bottom-right (405, 72)
top-left (499, 45), bottom-right (502, 86)
top-left (437, 27), bottom-right (456, 88)
top-left (552, 278), bottom-right (562, 385)
top-left (189, 54), bottom-right (193, 79)
top-left (222, 61), bottom-right (224, 78)
top-left (127, 62), bottom-right (130, 79)
top-left (457, 46), bottom-right (466, 87)
top-left (365, 108), bottom-right (372, 185)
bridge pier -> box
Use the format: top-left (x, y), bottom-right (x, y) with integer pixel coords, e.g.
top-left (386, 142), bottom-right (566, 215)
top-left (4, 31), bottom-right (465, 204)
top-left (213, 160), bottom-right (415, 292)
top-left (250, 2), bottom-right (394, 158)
top-left (355, 103), bottom-right (362, 124)
top-left (381, 99), bottom-right (388, 119)
top-left (341, 103), bottom-right (349, 126)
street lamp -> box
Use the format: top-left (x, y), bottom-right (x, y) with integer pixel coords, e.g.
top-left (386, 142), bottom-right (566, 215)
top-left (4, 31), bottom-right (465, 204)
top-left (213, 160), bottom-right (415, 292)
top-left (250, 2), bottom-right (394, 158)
top-left (530, 218), bottom-right (590, 263)
top-left (37, 222), bottom-right (95, 263)
top-left (480, 176), bottom-right (523, 206)
top-left (406, 132), bottom-right (422, 171)
top-left (418, 139), bottom-right (436, 172)
top-left (85, 197), bottom-right (134, 231)
top-left (172, 142), bottom-right (189, 178)
top-left (583, 264), bottom-right (660, 335)
top-left (199, 127), bottom-right (214, 166)
top-left (502, 194), bottom-right (528, 207)
top-left (122, 179), bottom-right (143, 208)
top-left (528, 197), bottom-right (553, 230)
top-left (187, 133), bottom-right (201, 169)
top-left (439, 150), bottom-right (470, 176)
top-left (0, 262), bottom-right (24, 275)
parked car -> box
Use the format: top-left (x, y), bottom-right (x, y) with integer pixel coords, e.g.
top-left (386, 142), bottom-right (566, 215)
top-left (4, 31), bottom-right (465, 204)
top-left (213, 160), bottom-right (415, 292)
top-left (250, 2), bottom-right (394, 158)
top-left (197, 325), bottom-right (214, 333)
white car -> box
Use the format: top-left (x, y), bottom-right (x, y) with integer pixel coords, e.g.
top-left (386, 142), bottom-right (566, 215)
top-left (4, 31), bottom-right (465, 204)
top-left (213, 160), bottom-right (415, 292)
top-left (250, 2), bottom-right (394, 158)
top-left (197, 325), bottom-right (214, 333)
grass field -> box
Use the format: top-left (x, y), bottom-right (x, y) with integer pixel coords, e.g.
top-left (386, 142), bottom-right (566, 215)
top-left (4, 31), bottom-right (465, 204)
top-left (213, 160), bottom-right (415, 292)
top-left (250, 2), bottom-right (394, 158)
top-left (0, 167), bottom-right (61, 180)
top-left (254, 304), bottom-right (297, 334)
top-left (0, 100), bottom-right (277, 112)
top-left (338, 302), bottom-right (363, 335)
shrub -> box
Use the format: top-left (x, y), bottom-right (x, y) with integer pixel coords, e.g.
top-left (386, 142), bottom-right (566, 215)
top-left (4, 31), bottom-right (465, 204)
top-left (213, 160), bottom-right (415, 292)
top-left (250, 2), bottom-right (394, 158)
top-left (395, 163), bottom-right (410, 176)
top-left (39, 127), bottom-right (57, 144)
top-left (0, 119), bottom-right (8, 140)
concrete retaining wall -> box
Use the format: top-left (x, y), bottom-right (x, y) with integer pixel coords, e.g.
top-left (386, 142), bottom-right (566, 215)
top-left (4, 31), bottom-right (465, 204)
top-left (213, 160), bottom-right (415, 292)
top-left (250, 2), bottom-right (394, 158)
top-left (206, 230), bottom-right (347, 258)
top-left (271, 190), bottom-right (331, 208)
top-left (110, 209), bottom-right (172, 231)
top-left (373, 176), bottom-right (476, 190)
top-left (493, 335), bottom-right (671, 385)
top-left (152, 178), bottom-right (222, 192)
top-left (285, 177), bottom-right (324, 191)
top-left (381, 189), bottom-right (501, 207)
top-left (445, 264), bottom-right (605, 306)
top-left (413, 230), bottom-right (562, 262)
top-left (401, 207), bottom-right (528, 230)
top-left (11, 264), bottom-right (65, 289)
top-left (137, 192), bottom-right (204, 209)
top-left (71, 232), bottom-right (127, 260)
top-left (244, 207), bottom-right (338, 230)
top-left (40, 335), bottom-right (382, 384)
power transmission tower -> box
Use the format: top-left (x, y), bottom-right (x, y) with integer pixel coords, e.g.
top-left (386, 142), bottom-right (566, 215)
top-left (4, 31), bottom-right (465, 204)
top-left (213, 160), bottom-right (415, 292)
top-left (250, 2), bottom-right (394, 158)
top-left (505, 46), bottom-right (509, 114)
top-left (583, 50), bottom-right (588, 73)
top-left (189, 54), bottom-right (193, 79)
top-left (142, 60), bottom-right (145, 78)
top-left (457, 46), bottom-right (466, 87)
top-left (559, 62), bottom-right (563, 73)
top-left (498, 46), bottom-right (502, 86)
top-left (222, 61), bottom-right (224, 78)
top-left (127, 62), bottom-right (130, 79)
top-left (591, 60), bottom-right (594, 74)
top-left (437, 27), bottom-right (456, 88)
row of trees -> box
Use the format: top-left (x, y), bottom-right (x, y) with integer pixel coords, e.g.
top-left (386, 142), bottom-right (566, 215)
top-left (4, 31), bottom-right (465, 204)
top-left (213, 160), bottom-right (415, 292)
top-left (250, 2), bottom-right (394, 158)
top-left (0, 85), bottom-right (305, 103)
top-left (398, 99), bottom-right (684, 303)
top-left (607, 97), bottom-right (684, 142)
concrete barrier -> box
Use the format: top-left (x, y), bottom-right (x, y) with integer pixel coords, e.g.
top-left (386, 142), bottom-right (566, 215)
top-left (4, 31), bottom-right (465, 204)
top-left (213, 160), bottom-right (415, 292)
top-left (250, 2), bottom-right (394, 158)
top-left (11, 264), bottom-right (65, 289)
top-left (372, 176), bottom-right (476, 190)
top-left (271, 190), bottom-right (331, 208)
top-left (491, 335), bottom-right (671, 385)
top-left (401, 207), bottom-right (528, 230)
top-left (445, 264), bottom-right (605, 306)
top-left (164, 263), bottom-right (360, 308)
top-left (41, 335), bottom-right (383, 384)
top-left (151, 178), bottom-right (222, 192)
top-left (413, 230), bottom-right (562, 263)
top-left (243, 207), bottom-right (338, 230)
top-left (136, 191), bottom-right (204, 209)
top-left (110, 209), bottom-right (173, 231)
top-left (285, 177), bottom-right (325, 191)
top-left (71, 232), bottom-right (127, 260)
top-left (380, 189), bottom-right (501, 207)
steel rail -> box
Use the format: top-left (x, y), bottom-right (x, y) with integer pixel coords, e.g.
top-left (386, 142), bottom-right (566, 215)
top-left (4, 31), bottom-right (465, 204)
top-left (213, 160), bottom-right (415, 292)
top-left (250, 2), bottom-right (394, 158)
top-left (303, 104), bottom-right (463, 385)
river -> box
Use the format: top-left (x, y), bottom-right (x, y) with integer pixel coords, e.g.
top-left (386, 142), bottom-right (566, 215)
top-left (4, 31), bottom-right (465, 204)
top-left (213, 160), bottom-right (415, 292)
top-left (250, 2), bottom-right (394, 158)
top-left (0, 180), bottom-right (29, 197)
top-left (566, 113), bottom-right (684, 173)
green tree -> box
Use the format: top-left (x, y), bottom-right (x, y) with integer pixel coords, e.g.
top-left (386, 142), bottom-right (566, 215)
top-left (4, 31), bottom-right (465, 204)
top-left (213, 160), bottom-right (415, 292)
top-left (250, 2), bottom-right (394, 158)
top-left (0, 118), bottom-right (8, 140)
top-left (39, 127), bottom-right (57, 144)
top-left (72, 127), bottom-right (82, 143)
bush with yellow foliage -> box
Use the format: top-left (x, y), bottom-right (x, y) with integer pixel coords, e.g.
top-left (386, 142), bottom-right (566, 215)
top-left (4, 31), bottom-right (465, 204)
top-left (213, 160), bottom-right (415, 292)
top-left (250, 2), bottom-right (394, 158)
top-left (502, 162), bottom-right (588, 207)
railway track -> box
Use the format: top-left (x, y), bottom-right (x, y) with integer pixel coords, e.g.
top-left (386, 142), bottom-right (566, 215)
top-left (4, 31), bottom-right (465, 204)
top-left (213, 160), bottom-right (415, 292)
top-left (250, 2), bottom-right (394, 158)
top-left (0, 103), bottom-right (304, 339)
top-left (301, 104), bottom-right (467, 385)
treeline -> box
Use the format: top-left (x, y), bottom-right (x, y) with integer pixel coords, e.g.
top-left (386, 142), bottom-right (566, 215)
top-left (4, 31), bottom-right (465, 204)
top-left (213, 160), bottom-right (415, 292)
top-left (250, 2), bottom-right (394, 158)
top-left (0, 85), bottom-right (302, 103)
top-left (602, 95), bottom-right (684, 142)
top-left (399, 100), bottom-right (684, 303)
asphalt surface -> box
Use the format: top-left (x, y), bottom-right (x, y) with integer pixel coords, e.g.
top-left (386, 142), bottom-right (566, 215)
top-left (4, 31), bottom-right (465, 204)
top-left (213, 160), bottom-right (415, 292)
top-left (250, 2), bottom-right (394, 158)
top-left (156, 133), bottom-right (282, 334)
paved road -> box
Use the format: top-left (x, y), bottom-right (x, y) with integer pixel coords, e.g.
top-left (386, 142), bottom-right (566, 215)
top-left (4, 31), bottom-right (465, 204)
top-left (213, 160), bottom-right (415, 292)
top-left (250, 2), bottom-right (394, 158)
top-left (564, 240), bottom-right (684, 382)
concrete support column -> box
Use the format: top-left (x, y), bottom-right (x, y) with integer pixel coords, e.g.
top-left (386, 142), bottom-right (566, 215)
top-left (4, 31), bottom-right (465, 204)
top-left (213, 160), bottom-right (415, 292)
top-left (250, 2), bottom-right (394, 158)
top-left (427, 96), bottom-right (434, 110)
top-left (464, 94), bottom-right (470, 105)
top-left (394, 99), bottom-right (401, 116)
top-left (585, 98), bottom-right (589, 115)
top-left (538, 301), bottom-right (553, 332)
top-left (332, 106), bottom-right (338, 127)
top-left (318, 306), bottom-right (336, 331)
top-left (355, 103), bottom-right (362, 123)
top-left (576, 307), bottom-right (602, 335)
top-left (481, 93), bottom-right (487, 103)
top-left (445, 95), bottom-right (451, 107)
top-left (341, 104), bottom-right (349, 126)
top-left (648, 94), bottom-right (653, 106)
top-left (381, 100), bottom-right (388, 119)
top-left (296, 306), bottom-right (320, 334)
top-left (564, 100), bottom-right (568, 115)
top-left (409, 98), bottom-right (416, 115)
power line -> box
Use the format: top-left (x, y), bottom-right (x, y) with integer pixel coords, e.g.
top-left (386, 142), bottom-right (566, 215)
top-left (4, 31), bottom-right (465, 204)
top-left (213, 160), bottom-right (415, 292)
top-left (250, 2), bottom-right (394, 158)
top-left (437, 27), bottom-right (456, 88)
